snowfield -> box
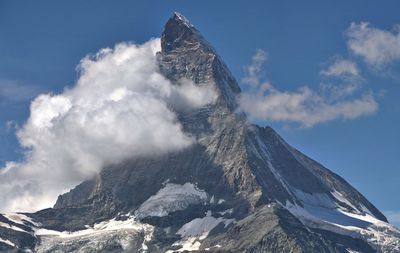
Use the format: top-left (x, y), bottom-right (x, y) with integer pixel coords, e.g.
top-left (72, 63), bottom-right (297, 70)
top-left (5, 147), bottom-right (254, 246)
top-left (1, 183), bottom-right (399, 252)
top-left (166, 210), bottom-right (234, 252)
top-left (135, 182), bottom-right (208, 218)
top-left (285, 189), bottom-right (400, 253)
top-left (35, 217), bottom-right (155, 253)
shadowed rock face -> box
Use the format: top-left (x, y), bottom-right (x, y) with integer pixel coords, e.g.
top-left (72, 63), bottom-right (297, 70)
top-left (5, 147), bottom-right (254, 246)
top-left (1, 13), bottom-right (398, 253)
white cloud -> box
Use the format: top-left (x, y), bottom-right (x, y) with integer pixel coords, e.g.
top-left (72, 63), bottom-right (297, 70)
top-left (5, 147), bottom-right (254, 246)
top-left (241, 49), bottom-right (268, 88)
top-left (239, 50), bottom-right (378, 128)
top-left (347, 22), bottom-right (400, 68)
top-left (320, 58), bottom-right (362, 99)
top-left (239, 88), bottom-right (377, 128)
top-left (320, 58), bottom-right (359, 79)
top-left (0, 38), bottom-right (217, 212)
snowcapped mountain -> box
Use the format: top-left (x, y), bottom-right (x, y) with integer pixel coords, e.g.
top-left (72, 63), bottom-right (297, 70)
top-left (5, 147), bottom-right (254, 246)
top-left (1, 12), bottom-right (399, 253)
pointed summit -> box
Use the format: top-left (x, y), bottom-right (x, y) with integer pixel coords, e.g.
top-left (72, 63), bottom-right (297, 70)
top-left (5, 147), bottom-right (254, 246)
top-left (159, 12), bottom-right (241, 110)
top-left (173, 12), bottom-right (194, 28)
top-left (161, 12), bottom-right (213, 53)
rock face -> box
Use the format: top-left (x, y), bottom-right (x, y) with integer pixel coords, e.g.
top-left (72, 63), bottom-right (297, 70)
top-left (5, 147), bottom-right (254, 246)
top-left (1, 12), bottom-right (400, 253)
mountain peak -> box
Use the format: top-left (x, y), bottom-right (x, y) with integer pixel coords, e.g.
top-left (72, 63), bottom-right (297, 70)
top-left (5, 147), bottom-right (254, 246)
top-left (2, 12), bottom-right (398, 253)
top-left (159, 12), bottom-right (241, 109)
top-left (161, 12), bottom-right (212, 53)
top-left (173, 12), bottom-right (194, 28)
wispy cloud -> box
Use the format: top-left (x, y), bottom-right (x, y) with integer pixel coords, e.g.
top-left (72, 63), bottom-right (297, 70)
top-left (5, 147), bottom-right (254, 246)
top-left (319, 58), bottom-right (363, 99)
top-left (241, 49), bottom-right (268, 88)
top-left (346, 22), bottom-right (400, 69)
top-left (5, 120), bottom-right (19, 132)
top-left (0, 38), bottom-right (217, 212)
top-left (320, 58), bottom-right (360, 80)
top-left (238, 50), bottom-right (378, 128)
top-left (0, 82), bottom-right (42, 102)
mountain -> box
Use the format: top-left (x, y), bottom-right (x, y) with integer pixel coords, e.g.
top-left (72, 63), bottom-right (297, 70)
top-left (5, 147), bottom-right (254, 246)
top-left (1, 12), bottom-right (399, 253)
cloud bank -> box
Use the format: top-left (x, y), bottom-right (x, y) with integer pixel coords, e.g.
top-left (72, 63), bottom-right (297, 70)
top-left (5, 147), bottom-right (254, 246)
top-left (347, 22), bottom-right (400, 69)
top-left (0, 38), bottom-right (216, 212)
top-left (239, 50), bottom-right (377, 128)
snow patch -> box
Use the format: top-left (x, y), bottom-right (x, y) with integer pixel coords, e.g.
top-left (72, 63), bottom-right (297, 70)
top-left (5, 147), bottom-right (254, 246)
top-left (35, 216), bottom-right (154, 253)
top-left (135, 183), bottom-right (208, 218)
top-left (166, 236), bottom-right (203, 253)
top-left (205, 244), bottom-right (221, 251)
top-left (0, 221), bottom-right (30, 234)
top-left (177, 211), bottom-right (234, 238)
top-left (284, 200), bottom-right (400, 252)
top-left (3, 213), bottom-right (40, 227)
top-left (210, 196), bottom-right (215, 204)
top-left (360, 204), bottom-right (374, 216)
top-left (292, 188), bottom-right (336, 209)
top-left (346, 250), bottom-right (362, 253)
top-left (174, 12), bottom-right (194, 28)
top-left (35, 217), bottom-right (153, 239)
top-left (167, 211), bottom-right (234, 252)
top-left (331, 190), bottom-right (359, 212)
top-left (217, 199), bottom-right (225, 204)
top-left (218, 208), bottom-right (233, 216)
top-left (0, 237), bottom-right (15, 247)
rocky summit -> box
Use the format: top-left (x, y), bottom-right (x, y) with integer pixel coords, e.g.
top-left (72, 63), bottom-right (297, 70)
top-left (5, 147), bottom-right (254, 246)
top-left (1, 13), bottom-right (399, 253)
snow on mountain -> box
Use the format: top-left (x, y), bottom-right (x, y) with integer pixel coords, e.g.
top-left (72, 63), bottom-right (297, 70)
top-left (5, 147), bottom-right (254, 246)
top-left (173, 12), bottom-right (194, 28)
top-left (3, 213), bottom-right (41, 228)
top-left (285, 198), bottom-right (400, 252)
top-left (0, 221), bottom-right (29, 234)
top-left (177, 210), bottom-right (234, 238)
top-left (35, 216), bottom-right (154, 253)
top-left (135, 182), bottom-right (208, 218)
top-left (166, 210), bottom-right (234, 252)
top-left (0, 237), bottom-right (15, 248)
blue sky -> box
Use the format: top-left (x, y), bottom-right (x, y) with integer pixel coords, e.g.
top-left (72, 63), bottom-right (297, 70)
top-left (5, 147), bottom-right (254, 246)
top-left (0, 1), bottom-right (399, 226)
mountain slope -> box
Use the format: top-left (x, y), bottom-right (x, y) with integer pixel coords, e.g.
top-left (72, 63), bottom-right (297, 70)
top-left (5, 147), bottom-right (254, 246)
top-left (1, 12), bottom-right (399, 253)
